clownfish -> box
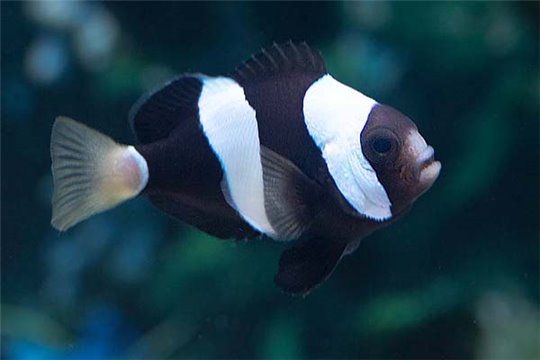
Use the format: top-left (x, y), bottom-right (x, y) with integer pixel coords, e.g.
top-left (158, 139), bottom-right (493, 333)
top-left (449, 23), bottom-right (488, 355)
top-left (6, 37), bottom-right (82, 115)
top-left (50, 42), bottom-right (441, 294)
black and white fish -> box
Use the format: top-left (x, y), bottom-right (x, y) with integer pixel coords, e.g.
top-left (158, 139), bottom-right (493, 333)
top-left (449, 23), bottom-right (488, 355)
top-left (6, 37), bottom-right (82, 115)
top-left (50, 42), bottom-right (441, 294)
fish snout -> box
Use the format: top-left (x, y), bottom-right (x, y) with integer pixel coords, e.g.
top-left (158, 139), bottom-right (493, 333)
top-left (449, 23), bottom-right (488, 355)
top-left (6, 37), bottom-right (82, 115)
top-left (407, 130), bottom-right (441, 188)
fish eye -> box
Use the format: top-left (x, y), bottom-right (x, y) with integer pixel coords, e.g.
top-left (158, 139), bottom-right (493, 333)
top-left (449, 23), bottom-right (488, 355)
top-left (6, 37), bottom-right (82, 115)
top-left (371, 137), bottom-right (392, 154)
top-left (362, 129), bottom-right (399, 163)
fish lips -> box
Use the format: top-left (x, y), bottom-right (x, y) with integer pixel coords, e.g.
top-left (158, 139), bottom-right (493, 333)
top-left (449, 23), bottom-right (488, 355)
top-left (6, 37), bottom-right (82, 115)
top-left (415, 145), bottom-right (441, 190)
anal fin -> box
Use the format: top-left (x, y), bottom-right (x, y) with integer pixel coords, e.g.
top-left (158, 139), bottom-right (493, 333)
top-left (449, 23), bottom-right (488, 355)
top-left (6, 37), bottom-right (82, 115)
top-left (149, 191), bottom-right (258, 240)
top-left (274, 237), bottom-right (347, 295)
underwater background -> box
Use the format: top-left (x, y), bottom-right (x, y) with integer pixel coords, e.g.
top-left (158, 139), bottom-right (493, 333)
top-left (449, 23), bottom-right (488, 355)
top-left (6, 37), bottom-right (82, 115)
top-left (2, 1), bottom-right (538, 359)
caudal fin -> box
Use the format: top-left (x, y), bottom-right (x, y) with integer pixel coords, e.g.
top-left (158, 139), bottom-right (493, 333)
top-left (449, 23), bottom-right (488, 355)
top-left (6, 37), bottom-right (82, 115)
top-left (50, 117), bottom-right (149, 231)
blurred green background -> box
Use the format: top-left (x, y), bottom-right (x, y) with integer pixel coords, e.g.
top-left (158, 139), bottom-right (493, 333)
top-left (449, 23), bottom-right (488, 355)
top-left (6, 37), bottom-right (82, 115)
top-left (2, 1), bottom-right (539, 359)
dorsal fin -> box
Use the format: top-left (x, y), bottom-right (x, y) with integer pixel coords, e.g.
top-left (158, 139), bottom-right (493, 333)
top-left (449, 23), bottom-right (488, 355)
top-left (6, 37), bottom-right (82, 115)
top-left (129, 74), bottom-right (204, 144)
top-left (231, 41), bottom-right (326, 83)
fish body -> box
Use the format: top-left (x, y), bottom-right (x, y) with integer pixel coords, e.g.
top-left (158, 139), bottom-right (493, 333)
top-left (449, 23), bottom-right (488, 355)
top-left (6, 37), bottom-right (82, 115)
top-left (50, 42), bottom-right (441, 294)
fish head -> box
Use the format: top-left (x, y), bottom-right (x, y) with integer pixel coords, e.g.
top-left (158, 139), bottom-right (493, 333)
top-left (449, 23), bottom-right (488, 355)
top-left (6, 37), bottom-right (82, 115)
top-left (360, 104), bottom-right (441, 216)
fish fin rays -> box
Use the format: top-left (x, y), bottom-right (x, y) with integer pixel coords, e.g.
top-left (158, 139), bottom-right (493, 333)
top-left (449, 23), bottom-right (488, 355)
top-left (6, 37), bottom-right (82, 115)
top-left (232, 41), bottom-right (326, 83)
top-left (260, 146), bottom-right (320, 240)
top-left (50, 117), bottom-right (148, 231)
top-left (129, 74), bottom-right (203, 144)
top-left (149, 191), bottom-right (258, 240)
top-left (274, 237), bottom-right (348, 295)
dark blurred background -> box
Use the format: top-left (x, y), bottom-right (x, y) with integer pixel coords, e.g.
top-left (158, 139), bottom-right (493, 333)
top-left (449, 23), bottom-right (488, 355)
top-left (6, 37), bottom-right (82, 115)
top-left (2, 1), bottom-right (539, 359)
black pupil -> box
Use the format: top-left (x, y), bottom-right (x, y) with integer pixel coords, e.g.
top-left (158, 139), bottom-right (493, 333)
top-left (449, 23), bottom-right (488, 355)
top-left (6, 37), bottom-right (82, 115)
top-left (372, 137), bottom-right (392, 154)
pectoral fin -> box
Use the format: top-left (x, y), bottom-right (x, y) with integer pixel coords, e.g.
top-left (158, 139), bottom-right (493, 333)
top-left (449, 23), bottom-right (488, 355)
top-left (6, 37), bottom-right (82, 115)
top-left (274, 237), bottom-right (348, 295)
top-left (260, 146), bottom-right (321, 240)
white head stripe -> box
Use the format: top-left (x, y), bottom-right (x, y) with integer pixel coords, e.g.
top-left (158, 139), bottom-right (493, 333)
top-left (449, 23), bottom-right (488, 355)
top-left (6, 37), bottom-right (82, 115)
top-left (198, 77), bottom-right (277, 236)
top-left (303, 75), bottom-right (392, 220)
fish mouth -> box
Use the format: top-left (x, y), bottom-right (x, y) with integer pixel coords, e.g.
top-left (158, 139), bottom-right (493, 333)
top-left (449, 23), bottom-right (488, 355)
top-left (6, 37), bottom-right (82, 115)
top-left (416, 146), bottom-right (441, 185)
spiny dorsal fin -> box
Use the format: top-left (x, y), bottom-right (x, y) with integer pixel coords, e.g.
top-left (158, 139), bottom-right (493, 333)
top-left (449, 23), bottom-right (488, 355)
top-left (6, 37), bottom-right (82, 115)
top-left (231, 41), bottom-right (326, 83)
top-left (129, 74), bottom-right (204, 144)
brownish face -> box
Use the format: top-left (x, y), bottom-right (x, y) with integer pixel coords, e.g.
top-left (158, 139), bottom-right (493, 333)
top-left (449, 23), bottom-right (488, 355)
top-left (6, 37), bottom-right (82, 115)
top-left (361, 104), bottom-right (441, 216)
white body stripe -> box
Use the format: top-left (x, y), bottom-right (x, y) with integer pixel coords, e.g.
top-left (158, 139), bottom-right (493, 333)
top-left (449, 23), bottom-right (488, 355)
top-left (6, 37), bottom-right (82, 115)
top-left (198, 77), bottom-right (277, 236)
top-left (303, 75), bottom-right (392, 220)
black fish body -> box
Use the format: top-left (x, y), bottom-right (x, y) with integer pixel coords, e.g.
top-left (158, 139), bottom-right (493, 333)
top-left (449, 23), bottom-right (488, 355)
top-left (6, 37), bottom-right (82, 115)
top-left (50, 42), bottom-right (441, 295)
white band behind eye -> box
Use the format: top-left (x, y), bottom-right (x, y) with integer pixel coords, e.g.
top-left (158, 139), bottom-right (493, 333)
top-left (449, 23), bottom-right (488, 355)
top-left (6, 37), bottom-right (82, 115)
top-left (303, 75), bottom-right (392, 220)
